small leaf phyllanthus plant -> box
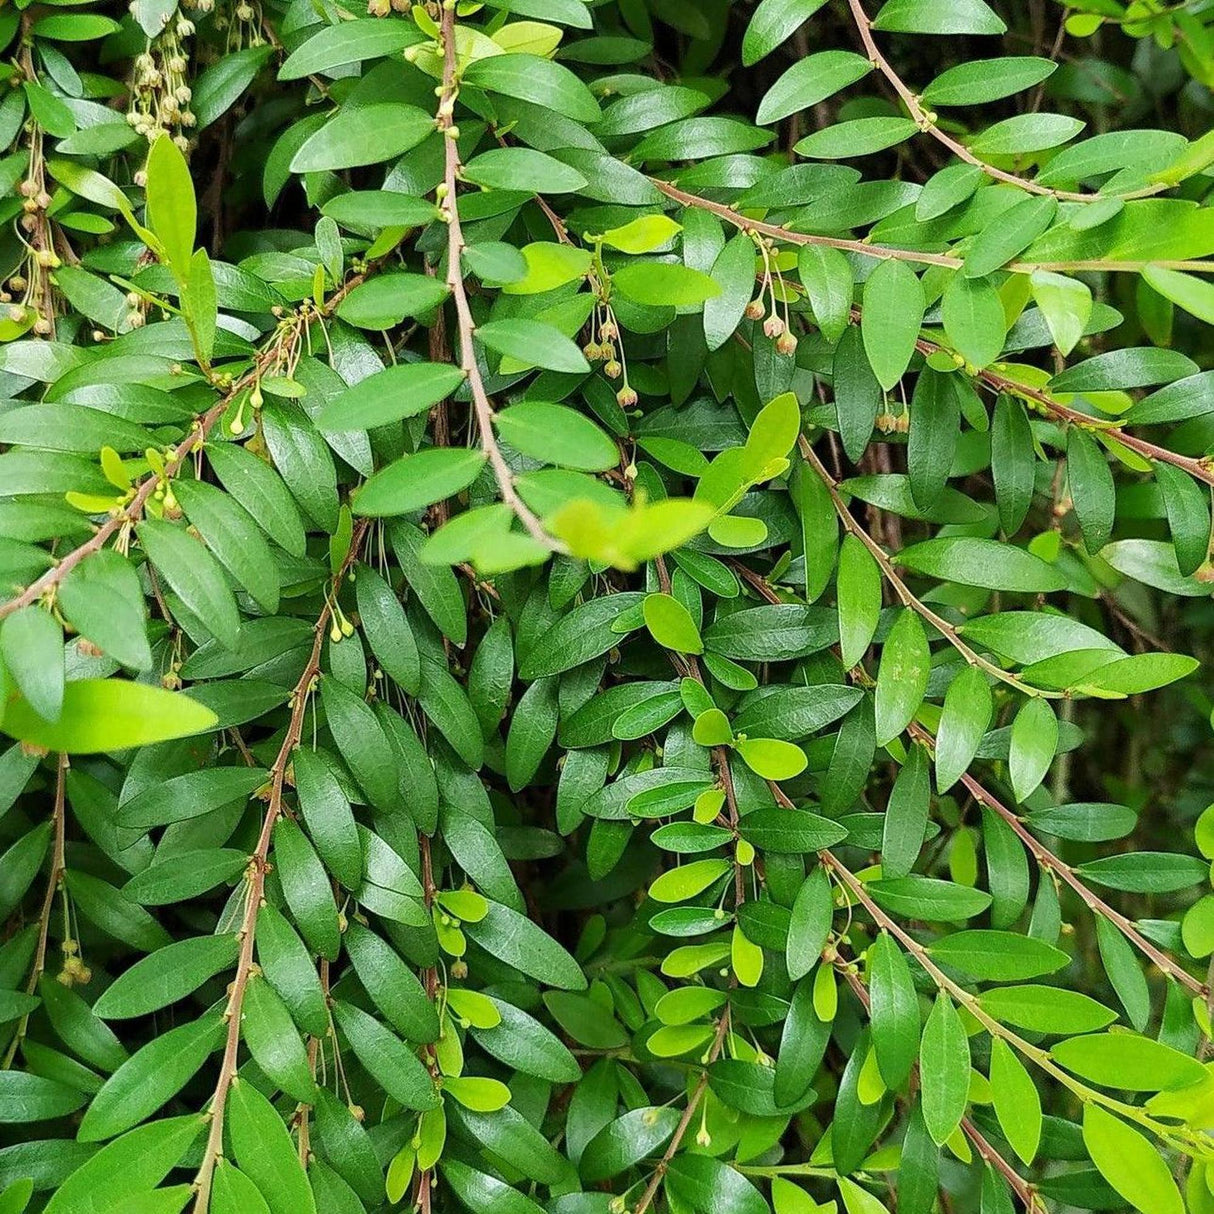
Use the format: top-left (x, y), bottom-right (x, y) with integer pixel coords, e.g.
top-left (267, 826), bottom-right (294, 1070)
top-left (3, 1), bottom-right (1214, 1214)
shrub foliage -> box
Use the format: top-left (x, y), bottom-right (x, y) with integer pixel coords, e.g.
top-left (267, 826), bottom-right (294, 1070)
top-left (0, 0), bottom-right (1213, 1211)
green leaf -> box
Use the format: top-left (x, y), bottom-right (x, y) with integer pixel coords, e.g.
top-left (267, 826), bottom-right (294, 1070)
top-left (205, 442), bottom-right (307, 557)
top-left (580, 1107), bottom-right (681, 1183)
top-left (174, 479), bottom-right (280, 615)
top-left (464, 53), bottom-right (600, 122)
top-left (869, 932), bottom-right (920, 1089)
top-left (739, 808), bottom-right (847, 851)
top-left (919, 993), bottom-right (969, 1145)
top-left (989, 1037), bottom-right (1040, 1165)
top-left (666, 1155), bottom-right (769, 1214)
top-left (343, 920), bottom-right (437, 1041)
top-left (861, 258), bottom-right (925, 391)
top-left (495, 402), bottom-right (618, 472)
top-left (965, 196), bottom-right (1057, 278)
top-left (978, 985), bottom-right (1116, 1034)
top-left (895, 537), bottom-right (1066, 593)
top-left (335, 273), bottom-right (449, 329)
top-left (1009, 697), bottom-right (1058, 802)
top-left (869, 876), bottom-right (991, 922)
top-left (145, 135), bottom-right (195, 280)
top-left (883, 743), bottom-right (931, 878)
top-left (613, 262), bottom-right (721, 308)
top-left (136, 518), bottom-right (240, 651)
top-left (758, 51), bottom-right (872, 125)
top-left (799, 244), bottom-right (853, 344)
top-left (872, 0), bottom-right (1006, 33)
top-left (1030, 271), bottom-right (1091, 356)
top-left (78, 1013), bottom-right (223, 1141)
top-left (477, 319), bottom-right (591, 374)
top-left (1, 680), bottom-right (217, 754)
top-left (93, 935), bottom-right (240, 1020)
top-left (990, 395), bottom-right (1035, 536)
top-left (292, 748), bottom-right (363, 890)
top-left (942, 274), bottom-right (1006, 368)
top-left (0, 607), bottom-right (63, 724)
top-left (46, 1115), bottom-right (204, 1214)
top-left (935, 666), bottom-right (992, 793)
top-left (464, 900), bottom-right (586, 990)
top-left (122, 849), bottom-right (247, 906)
top-left (927, 931), bottom-right (1069, 981)
top-left (58, 550), bottom-right (152, 672)
top-left (314, 362), bottom-right (465, 432)
top-left (242, 973), bottom-right (316, 1103)
top-left (837, 534), bottom-right (881, 670)
top-left (1053, 1031), bottom-right (1206, 1092)
top-left (1067, 428), bottom-right (1115, 555)
top-left (874, 610), bottom-right (931, 746)
top-left (923, 57), bottom-right (1057, 106)
top-left (1082, 1104), bottom-right (1184, 1214)
top-left (462, 147), bottom-right (587, 194)
top-left (331, 1001), bottom-right (438, 1111)
top-left (737, 737), bottom-right (808, 780)
top-left (907, 367), bottom-right (961, 509)
top-left (743, 0), bottom-right (829, 64)
top-left (643, 593), bottom-right (703, 655)
top-left (291, 103), bottom-right (433, 172)
top-left (353, 448), bottom-right (487, 517)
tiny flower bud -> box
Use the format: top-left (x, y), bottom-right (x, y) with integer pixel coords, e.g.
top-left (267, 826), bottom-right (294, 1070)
top-left (763, 314), bottom-right (785, 338)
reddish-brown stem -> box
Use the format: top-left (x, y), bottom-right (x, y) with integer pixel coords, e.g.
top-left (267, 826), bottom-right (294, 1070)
top-left (798, 438), bottom-right (1060, 698)
top-left (650, 179), bottom-right (1213, 275)
top-left (190, 520), bottom-right (371, 1214)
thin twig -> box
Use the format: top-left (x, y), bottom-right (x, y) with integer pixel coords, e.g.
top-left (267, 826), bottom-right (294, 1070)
top-left (650, 180), bottom-right (1214, 275)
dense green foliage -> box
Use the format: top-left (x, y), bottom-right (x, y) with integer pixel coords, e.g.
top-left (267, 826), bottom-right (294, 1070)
top-left (1, 0), bottom-right (1214, 1211)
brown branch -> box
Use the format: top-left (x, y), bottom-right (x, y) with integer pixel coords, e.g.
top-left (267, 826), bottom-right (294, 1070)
top-left (654, 180), bottom-right (1214, 490)
top-left (845, 0), bottom-right (1167, 205)
top-left (191, 519), bottom-right (371, 1214)
top-left (437, 6), bottom-right (559, 552)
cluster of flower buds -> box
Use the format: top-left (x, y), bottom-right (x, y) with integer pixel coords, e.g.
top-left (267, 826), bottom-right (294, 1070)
top-left (126, 30), bottom-right (195, 146)
top-left (582, 314), bottom-right (638, 407)
top-left (745, 296), bottom-right (797, 355)
top-left (875, 409), bottom-right (909, 434)
top-left (57, 940), bottom-right (92, 987)
top-left (367, 0), bottom-right (411, 15)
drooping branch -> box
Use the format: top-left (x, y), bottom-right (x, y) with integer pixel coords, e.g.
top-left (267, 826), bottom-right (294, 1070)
top-left (190, 518), bottom-right (371, 1214)
top-left (797, 438), bottom-right (1061, 699)
top-left (740, 559), bottom-right (1206, 998)
top-left (651, 179), bottom-right (1214, 276)
top-left (0, 272), bottom-right (373, 623)
top-left (0, 753), bottom-right (68, 1070)
top-left (845, 0), bottom-right (1168, 205)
